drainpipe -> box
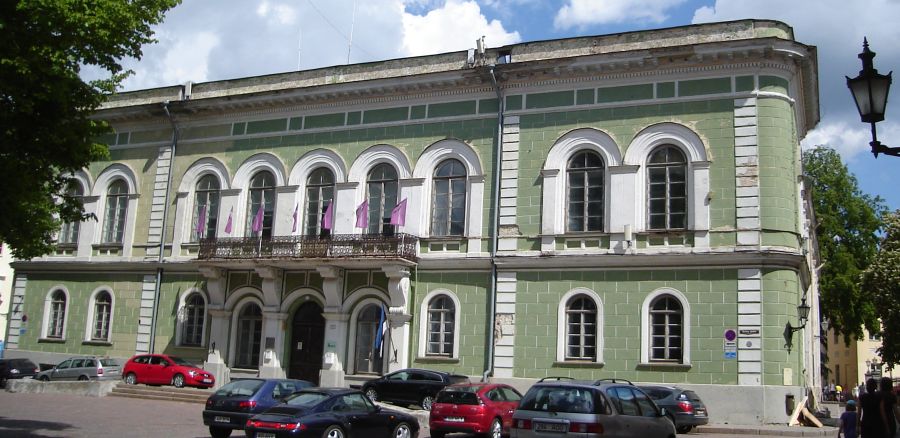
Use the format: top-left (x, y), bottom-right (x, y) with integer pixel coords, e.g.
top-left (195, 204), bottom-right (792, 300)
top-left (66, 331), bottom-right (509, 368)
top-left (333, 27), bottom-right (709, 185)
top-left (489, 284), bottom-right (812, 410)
top-left (483, 64), bottom-right (503, 382)
top-left (150, 98), bottom-right (180, 352)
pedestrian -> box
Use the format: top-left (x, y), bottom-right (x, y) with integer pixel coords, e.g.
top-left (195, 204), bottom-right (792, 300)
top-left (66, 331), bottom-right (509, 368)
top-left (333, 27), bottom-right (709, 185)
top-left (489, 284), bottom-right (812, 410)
top-left (839, 385), bottom-right (845, 402)
top-left (861, 378), bottom-right (885, 438)
top-left (839, 400), bottom-right (859, 438)
top-left (880, 377), bottom-right (899, 438)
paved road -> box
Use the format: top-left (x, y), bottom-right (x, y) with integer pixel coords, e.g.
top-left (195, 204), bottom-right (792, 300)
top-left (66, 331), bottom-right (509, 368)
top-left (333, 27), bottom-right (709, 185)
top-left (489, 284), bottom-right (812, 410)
top-left (0, 390), bottom-right (799, 438)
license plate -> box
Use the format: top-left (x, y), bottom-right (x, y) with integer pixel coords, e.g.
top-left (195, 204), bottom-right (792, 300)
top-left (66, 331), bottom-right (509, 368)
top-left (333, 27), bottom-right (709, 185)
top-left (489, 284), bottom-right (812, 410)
top-left (257, 433), bottom-right (275, 438)
top-left (203, 378), bottom-right (212, 383)
top-left (534, 422), bottom-right (568, 432)
top-left (696, 409), bottom-right (707, 416)
top-left (445, 417), bottom-right (465, 422)
top-left (214, 416), bottom-right (230, 423)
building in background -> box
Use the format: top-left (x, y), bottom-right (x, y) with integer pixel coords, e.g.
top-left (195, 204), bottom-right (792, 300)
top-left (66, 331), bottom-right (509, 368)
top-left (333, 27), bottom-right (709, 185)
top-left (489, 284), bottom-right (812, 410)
top-left (0, 243), bottom-right (13, 356)
top-left (4, 19), bottom-right (821, 424)
top-left (826, 326), bottom-right (891, 396)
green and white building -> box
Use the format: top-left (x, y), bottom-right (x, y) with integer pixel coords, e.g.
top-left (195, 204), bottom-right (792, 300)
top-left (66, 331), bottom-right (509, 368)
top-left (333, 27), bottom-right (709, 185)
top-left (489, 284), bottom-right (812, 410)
top-left (5, 19), bottom-right (822, 424)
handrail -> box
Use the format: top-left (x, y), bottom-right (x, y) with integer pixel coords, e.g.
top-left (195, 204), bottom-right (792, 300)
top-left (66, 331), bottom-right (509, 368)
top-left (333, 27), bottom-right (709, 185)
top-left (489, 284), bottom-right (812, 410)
top-left (197, 233), bottom-right (418, 261)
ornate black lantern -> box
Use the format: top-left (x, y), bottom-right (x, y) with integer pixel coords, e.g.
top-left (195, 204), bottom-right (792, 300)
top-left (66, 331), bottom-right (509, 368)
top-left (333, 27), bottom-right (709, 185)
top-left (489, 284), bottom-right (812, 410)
top-left (847, 39), bottom-right (895, 157)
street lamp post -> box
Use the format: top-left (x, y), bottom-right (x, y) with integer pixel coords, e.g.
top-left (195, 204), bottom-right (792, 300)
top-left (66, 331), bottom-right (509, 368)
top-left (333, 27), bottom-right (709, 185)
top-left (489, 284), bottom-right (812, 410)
top-left (783, 298), bottom-right (812, 353)
top-left (847, 38), bottom-right (895, 157)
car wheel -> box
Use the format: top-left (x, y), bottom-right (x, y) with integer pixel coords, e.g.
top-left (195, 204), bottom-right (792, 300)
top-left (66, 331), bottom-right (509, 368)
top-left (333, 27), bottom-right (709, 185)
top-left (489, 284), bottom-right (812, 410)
top-left (209, 426), bottom-right (232, 438)
top-left (420, 395), bottom-right (434, 411)
top-left (38, 375), bottom-right (49, 382)
top-left (323, 425), bottom-right (345, 438)
top-left (172, 374), bottom-right (185, 388)
top-left (77, 375), bottom-right (89, 381)
top-left (485, 418), bottom-right (502, 438)
top-left (392, 422), bottom-right (412, 438)
top-left (365, 388), bottom-right (378, 402)
top-left (676, 425), bottom-right (693, 434)
top-left (125, 373), bottom-right (137, 385)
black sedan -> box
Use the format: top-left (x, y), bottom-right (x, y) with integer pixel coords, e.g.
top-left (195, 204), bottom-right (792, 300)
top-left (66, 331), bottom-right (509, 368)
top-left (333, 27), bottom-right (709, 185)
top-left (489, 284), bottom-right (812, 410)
top-left (639, 384), bottom-right (709, 434)
top-left (244, 388), bottom-right (418, 438)
top-left (203, 378), bottom-right (314, 438)
top-left (361, 368), bottom-right (469, 410)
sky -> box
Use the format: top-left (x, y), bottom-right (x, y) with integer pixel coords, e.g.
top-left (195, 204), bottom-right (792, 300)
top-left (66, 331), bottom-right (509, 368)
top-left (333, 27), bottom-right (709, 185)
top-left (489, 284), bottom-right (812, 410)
top-left (101, 0), bottom-right (900, 210)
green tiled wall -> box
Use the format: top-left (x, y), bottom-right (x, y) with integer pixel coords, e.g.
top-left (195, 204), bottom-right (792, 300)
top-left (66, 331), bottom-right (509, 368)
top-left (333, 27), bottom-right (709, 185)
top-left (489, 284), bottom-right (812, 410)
top-left (757, 98), bottom-right (799, 238)
top-left (513, 269), bottom-right (740, 384)
top-left (17, 273), bottom-right (147, 360)
top-left (410, 271), bottom-right (491, 376)
top-left (761, 269), bottom-right (803, 384)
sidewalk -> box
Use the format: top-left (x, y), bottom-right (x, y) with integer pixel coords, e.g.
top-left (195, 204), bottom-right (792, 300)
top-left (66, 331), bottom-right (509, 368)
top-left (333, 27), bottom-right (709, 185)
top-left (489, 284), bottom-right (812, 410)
top-left (696, 424), bottom-right (838, 436)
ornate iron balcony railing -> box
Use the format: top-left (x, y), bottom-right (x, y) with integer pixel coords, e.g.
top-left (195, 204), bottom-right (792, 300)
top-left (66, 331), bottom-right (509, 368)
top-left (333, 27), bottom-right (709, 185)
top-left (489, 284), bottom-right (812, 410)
top-left (197, 233), bottom-right (418, 261)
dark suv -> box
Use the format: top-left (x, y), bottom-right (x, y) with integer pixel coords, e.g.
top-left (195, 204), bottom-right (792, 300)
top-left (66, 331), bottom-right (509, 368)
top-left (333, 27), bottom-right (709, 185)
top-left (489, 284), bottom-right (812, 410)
top-left (361, 368), bottom-right (469, 410)
top-left (638, 385), bottom-right (709, 433)
top-left (0, 358), bottom-right (40, 387)
top-left (511, 377), bottom-right (676, 438)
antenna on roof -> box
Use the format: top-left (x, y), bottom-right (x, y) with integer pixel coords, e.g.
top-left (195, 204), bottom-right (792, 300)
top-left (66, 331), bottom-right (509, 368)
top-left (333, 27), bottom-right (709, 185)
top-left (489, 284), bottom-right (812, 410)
top-left (298, 27), bottom-right (303, 70)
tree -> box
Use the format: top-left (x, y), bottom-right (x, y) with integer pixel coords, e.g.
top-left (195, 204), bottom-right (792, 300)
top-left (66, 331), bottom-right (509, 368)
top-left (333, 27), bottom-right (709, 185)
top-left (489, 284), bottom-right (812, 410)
top-left (802, 147), bottom-right (886, 343)
top-left (0, 0), bottom-right (180, 259)
top-left (862, 210), bottom-right (900, 368)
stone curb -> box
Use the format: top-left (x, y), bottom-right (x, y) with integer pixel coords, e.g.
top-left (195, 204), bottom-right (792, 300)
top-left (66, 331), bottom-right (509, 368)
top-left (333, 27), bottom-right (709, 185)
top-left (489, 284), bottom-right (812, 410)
top-left (6, 379), bottom-right (119, 397)
top-left (697, 424), bottom-right (839, 436)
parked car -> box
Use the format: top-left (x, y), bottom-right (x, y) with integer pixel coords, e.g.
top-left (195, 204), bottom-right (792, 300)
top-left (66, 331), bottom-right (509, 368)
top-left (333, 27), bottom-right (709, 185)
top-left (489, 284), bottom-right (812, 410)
top-left (638, 385), bottom-right (709, 434)
top-left (511, 377), bottom-right (675, 438)
top-left (0, 358), bottom-right (40, 387)
top-left (244, 387), bottom-right (419, 438)
top-left (122, 353), bottom-right (214, 388)
top-left (361, 368), bottom-right (469, 410)
top-left (35, 356), bottom-right (121, 382)
top-left (203, 378), bottom-right (314, 438)
top-left (430, 382), bottom-right (523, 438)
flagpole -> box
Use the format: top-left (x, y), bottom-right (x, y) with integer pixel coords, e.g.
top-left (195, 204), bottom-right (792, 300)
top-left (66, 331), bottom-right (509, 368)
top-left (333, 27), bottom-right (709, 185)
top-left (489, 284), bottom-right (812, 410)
top-left (347, 0), bottom-right (357, 64)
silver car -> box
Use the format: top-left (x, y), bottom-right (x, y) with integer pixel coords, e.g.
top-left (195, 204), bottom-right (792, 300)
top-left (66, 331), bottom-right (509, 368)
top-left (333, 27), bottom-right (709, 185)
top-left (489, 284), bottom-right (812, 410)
top-left (511, 378), bottom-right (676, 438)
top-left (35, 356), bottom-right (121, 382)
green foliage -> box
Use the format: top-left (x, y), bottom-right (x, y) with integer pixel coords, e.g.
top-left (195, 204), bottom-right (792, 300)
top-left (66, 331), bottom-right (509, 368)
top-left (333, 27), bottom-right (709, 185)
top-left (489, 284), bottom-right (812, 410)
top-left (0, 0), bottom-right (179, 259)
top-left (802, 147), bottom-right (886, 343)
top-left (862, 211), bottom-right (900, 368)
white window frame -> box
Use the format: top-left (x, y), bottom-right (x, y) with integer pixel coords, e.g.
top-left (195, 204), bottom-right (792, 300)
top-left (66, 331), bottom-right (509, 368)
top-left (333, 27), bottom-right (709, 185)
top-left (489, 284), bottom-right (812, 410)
top-left (173, 158), bottom-right (231, 253)
top-left (640, 288), bottom-right (691, 365)
top-left (91, 164), bottom-right (139, 255)
top-left (232, 153), bottom-right (287, 238)
top-left (84, 287), bottom-right (115, 342)
top-left (176, 289), bottom-right (208, 347)
top-left (623, 123), bottom-right (710, 240)
top-left (417, 290), bottom-right (461, 359)
top-left (287, 149), bottom-right (347, 236)
top-left (541, 129), bottom-right (621, 251)
top-left (556, 288), bottom-right (604, 363)
top-left (228, 296), bottom-right (265, 369)
top-left (41, 286), bottom-right (70, 340)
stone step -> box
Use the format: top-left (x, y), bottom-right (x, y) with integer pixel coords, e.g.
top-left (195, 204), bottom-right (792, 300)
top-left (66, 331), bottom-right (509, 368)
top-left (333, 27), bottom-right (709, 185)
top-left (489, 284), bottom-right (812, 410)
top-left (109, 384), bottom-right (213, 404)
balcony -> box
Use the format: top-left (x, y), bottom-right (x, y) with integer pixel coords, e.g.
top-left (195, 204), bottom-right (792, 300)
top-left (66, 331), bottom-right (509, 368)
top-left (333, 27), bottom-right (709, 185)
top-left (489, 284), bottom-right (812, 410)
top-left (196, 233), bottom-right (418, 261)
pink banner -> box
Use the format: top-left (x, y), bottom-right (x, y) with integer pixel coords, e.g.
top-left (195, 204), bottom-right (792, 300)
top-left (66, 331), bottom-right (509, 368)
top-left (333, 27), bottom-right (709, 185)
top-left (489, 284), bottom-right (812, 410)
top-left (323, 201), bottom-right (334, 230)
top-left (355, 200), bottom-right (369, 229)
top-left (291, 203), bottom-right (299, 233)
top-left (224, 207), bottom-right (233, 234)
top-left (390, 198), bottom-right (407, 226)
top-left (195, 205), bottom-right (207, 236)
top-left (251, 205), bottom-right (264, 233)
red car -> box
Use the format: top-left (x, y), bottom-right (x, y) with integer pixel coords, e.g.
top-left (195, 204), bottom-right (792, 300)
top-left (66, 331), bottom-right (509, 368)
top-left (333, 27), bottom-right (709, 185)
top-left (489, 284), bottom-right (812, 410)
top-left (122, 354), bottom-right (215, 389)
top-left (430, 383), bottom-right (522, 438)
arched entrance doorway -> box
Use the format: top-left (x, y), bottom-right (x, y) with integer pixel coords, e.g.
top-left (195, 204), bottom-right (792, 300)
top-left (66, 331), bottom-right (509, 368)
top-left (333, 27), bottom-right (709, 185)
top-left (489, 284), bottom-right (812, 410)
top-left (288, 301), bottom-right (325, 384)
top-left (354, 303), bottom-right (385, 375)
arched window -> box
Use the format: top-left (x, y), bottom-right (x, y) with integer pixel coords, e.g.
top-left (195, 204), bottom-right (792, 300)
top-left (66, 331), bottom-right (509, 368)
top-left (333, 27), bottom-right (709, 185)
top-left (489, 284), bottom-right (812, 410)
top-left (193, 175), bottom-right (220, 241)
top-left (649, 295), bottom-right (683, 362)
top-left (59, 183), bottom-right (83, 245)
top-left (431, 159), bottom-right (467, 236)
top-left (305, 167), bottom-right (335, 236)
top-left (92, 291), bottom-right (112, 341)
top-left (354, 304), bottom-right (385, 374)
top-left (567, 151), bottom-right (605, 232)
top-left (102, 180), bottom-right (129, 243)
top-left (426, 295), bottom-right (455, 356)
top-left (647, 146), bottom-right (687, 230)
top-left (182, 293), bottom-right (206, 346)
top-left (366, 164), bottom-right (398, 235)
top-left (235, 303), bottom-right (262, 368)
top-left (566, 295), bottom-right (597, 360)
top-left (48, 290), bottom-right (67, 338)
top-left (246, 171), bottom-right (276, 238)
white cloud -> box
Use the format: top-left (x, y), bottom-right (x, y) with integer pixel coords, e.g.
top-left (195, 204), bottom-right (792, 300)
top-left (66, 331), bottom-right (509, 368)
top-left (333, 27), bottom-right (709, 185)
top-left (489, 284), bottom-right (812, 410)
top-left (802, 118), bottom-right (900, 162)
top-left (257, 1), bottom-right (298, 26)
top-left (554, 0), bottom-right (687, 29)
top-left (401, 0), bottom-right (520, 56)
